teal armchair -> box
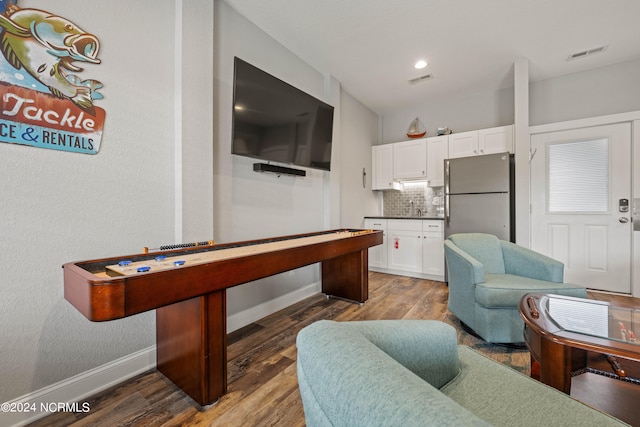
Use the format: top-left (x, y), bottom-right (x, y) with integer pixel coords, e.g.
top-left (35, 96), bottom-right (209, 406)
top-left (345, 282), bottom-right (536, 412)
top-left (444, 233), bottom-right (587, 343)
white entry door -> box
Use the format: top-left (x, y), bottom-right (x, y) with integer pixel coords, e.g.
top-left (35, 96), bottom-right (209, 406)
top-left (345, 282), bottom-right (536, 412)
top-left (530, 123), bottom-right (632, 293)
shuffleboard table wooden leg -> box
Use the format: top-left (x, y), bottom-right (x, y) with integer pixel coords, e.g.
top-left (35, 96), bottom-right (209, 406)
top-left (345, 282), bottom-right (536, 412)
top-left (156, 290), bottom-right (227, 406)
top-left (321, 249), bottom-right (368, 303)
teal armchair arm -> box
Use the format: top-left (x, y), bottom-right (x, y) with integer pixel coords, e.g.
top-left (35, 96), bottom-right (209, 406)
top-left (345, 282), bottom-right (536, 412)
top-left (444, 240), bottom-right (485, 285)
top-left (444, 240), bottom-right (486, 328)
top-left (500, 241), bottom-right (563, 282)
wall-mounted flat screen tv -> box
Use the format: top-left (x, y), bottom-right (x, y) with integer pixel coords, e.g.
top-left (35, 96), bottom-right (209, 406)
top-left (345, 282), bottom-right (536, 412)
top-left (232, 57), bottom-right (334, 171)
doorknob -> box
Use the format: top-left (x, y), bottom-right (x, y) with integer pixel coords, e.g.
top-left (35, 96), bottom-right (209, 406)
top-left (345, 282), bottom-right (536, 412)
top-left (619, 217), bottom-right (629, 223)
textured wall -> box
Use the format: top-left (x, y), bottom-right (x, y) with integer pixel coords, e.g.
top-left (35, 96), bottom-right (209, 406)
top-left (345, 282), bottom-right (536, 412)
top-left (0, 0), bottom-right (211, 404)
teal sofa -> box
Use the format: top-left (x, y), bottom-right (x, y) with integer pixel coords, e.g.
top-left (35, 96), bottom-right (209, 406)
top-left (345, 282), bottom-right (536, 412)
top-left (296, 320), bottom-right (626, 426)
top-left (444, 233), bottom-right (587, 343)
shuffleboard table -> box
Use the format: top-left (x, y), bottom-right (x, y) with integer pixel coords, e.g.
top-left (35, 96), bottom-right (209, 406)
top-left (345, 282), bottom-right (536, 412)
top-left (63, 229), bottom-right (382, 405)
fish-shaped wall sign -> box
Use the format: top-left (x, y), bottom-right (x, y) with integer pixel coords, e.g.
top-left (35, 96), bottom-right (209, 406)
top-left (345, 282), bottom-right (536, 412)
top-left (0, 5), bottom-right (103, 115)
top-left (0, 4), bottom-right (106, 154)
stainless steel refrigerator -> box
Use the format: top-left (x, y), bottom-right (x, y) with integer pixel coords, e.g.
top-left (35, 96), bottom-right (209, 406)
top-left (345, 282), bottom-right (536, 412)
top-left (444, 152), bottom-right (514, 242)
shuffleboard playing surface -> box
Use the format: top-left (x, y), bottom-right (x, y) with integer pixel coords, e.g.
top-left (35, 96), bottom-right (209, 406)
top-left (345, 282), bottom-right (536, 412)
top-left (105, 230), bottom-right (366, 277)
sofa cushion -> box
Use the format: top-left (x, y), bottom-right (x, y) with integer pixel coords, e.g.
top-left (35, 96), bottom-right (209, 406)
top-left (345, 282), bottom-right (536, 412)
top-left (441, 346), bottom-right (625, 426)
top-left (297, 320), bottom-right (489, 426)
top-left (448, 233), bottom-right (505, 274)
top-left (476, 274), bottom-right (588, 308)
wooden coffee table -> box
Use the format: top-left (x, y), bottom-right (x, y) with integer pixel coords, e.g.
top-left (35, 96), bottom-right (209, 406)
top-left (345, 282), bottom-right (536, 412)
top-left (520, 293), bottom-right (640, 424)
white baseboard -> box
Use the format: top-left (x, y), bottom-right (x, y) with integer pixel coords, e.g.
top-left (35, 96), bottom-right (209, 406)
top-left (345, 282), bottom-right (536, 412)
top-left (227, 281), bottom-right (321, 332)
top-left (2, 346), bottom-right (156, 427)
top-left (3, 283), bottom-right (321, 427)
top-left (369, 267), bottom-right (444, 282)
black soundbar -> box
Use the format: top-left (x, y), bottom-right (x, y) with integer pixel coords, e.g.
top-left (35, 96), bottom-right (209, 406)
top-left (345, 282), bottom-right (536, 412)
top-left (253, 163), bottom-right (306, 177)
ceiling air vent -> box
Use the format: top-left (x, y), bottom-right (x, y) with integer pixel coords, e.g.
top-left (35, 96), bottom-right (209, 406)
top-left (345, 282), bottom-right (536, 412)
top-left (567, 45), bottom-right (608, 61)
top-left (408, 73), bottom-right (434, 85)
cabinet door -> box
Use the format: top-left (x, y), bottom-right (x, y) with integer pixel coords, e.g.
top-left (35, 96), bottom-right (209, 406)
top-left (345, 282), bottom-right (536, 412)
top-left (372, 145), bottom-right (396, 190)
top-left (365, 219), bottom-right (387, 268)
top-left (448, 131), bottom-right (479, 158)
top-left (422, 221), bottom-right (444, 276)
top-left (426, 136), bottom-right (448, 187)
top-left (393, 139), bottom-right (427, 179)
top-left (422, 233), bottom-right (444, 276)
top-left (479, 125), bottom-right (513, 155)
top-left (387, 229), bottom-right (422, 272)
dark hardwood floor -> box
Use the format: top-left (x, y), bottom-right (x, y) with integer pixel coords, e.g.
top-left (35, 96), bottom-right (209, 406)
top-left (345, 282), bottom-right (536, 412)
top-left (28, 272), bottom-right (640, 427)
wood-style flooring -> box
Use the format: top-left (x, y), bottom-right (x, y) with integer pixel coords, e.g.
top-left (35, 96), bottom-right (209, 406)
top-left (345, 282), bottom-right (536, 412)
top-left (28, 272), bottom-right (640, 427)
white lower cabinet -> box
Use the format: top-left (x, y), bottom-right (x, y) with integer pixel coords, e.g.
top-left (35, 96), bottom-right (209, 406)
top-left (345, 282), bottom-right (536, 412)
top-left (365, 218), bottom-right (444, 281)
top-left (387, 220), bottom-right (423, 273)
top-left (364, 218), bottom-right (388, 268)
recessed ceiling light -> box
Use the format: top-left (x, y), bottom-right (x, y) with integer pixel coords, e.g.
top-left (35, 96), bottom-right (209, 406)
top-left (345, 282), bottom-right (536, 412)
top-left (414, 60), bottom-right (427, 69)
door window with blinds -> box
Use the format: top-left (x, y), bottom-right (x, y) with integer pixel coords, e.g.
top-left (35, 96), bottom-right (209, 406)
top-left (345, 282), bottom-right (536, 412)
top-left (547, 138), bottom-right (609, 213)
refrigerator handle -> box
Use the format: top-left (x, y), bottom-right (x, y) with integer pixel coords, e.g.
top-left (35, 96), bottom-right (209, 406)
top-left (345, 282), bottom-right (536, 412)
top-left (444, 159), bottom-right (450, 195)
top-left (444, 159), bottom-right (450, 224)
top-left (445, 195), bottom-right (450, 224)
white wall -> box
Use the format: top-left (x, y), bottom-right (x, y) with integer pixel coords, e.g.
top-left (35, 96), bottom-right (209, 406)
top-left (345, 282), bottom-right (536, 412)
top-left (381, 58), bottom-right (640, 145)
top-left (530, 58), bottom-right (640, 126)
top-left (213, 1), bottom-right (326, 315)
top-left (213, 2), bottom-right (379, 318)
top-left (0, 0), bottom-right (214, 409)
top-left (339, 90), bottom-right (380, 227)
top-left (179, 1), bottom-right (215, 243)
top-left (381, 86), bottom-right (514, 144)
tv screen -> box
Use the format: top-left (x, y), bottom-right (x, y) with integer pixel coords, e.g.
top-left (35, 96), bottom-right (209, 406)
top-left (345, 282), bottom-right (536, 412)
top-left (232, 57), bottom-right (334, 171)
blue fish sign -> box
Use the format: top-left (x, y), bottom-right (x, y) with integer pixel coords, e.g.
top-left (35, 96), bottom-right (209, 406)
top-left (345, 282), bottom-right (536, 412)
top-left (0, 3), bottom-right (106, 154)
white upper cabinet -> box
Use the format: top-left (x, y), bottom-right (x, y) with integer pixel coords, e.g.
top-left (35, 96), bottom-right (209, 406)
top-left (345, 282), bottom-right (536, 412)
top-left (448, 131), bottom-right (479, 158)
top-left (448, 125), bottom-right (513, 159)
top-left (426, 136), bottom-right (448, 187)
top-left (393, 138), bottom-right (427, 180)
top-left (479, 125), bottom-right (513, 155)
top-left (372, 144), bottom-right (399, 190)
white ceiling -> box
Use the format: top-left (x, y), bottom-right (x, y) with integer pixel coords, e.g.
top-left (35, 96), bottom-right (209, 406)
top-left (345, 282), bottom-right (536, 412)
top-left (225, 0), bottom-right (640, 114)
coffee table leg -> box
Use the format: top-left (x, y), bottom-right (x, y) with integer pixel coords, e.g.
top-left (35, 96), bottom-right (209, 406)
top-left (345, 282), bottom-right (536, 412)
top-left (540, 338), bottom-right (574, 393)
top-left (530, 355), bottom-right (541, 381)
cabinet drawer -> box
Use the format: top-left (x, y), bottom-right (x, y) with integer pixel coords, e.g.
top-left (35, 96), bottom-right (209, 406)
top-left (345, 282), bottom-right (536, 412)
top-left (422, 221), bottom-right (443, 232)
top-left (387, 219), bottom-right (422, 231)
top-left (365, 219), bottom-right (387, 230)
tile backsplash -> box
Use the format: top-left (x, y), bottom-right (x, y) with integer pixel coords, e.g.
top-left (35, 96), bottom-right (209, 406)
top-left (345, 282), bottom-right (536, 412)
top-left (383, 183), bottom-right (444, 217)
